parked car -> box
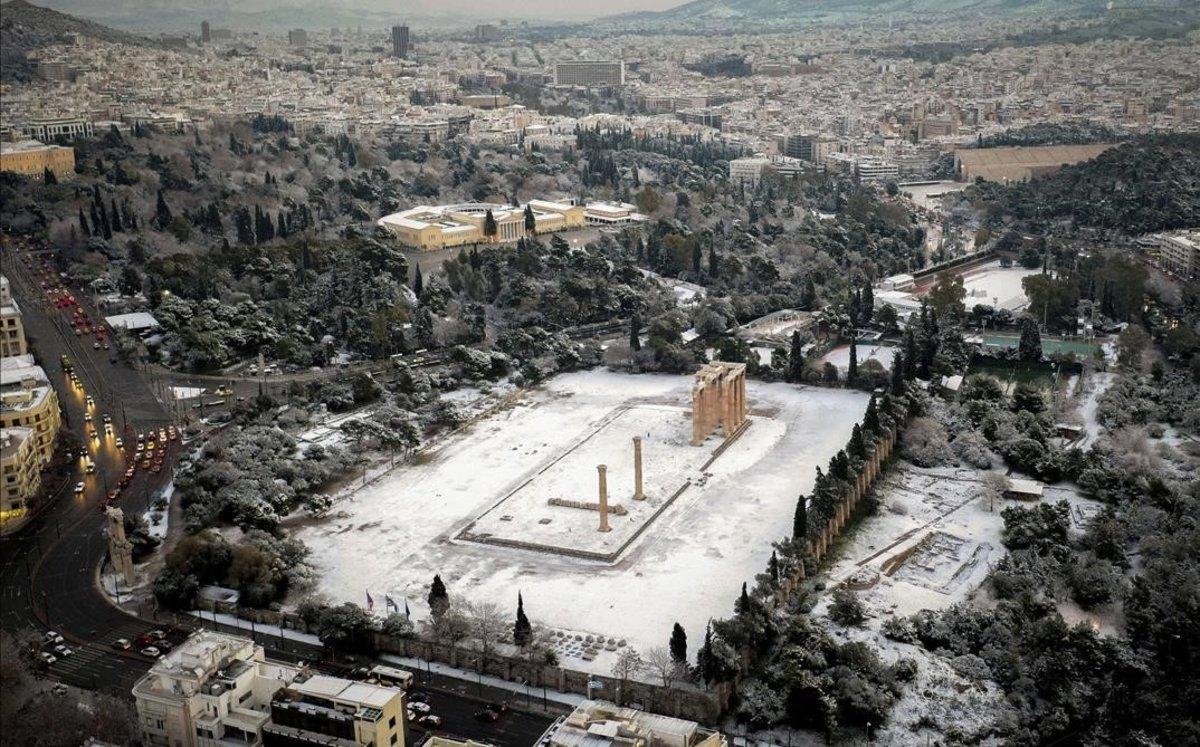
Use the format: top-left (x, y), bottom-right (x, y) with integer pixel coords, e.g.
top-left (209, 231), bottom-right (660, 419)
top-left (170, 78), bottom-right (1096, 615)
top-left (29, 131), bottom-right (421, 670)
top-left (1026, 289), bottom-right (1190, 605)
top-left (140, 646), bottom-right (161, 658)
top-left (44, 631), bottom-right (64, 644)
top-left (407, 692), bottom-right (430, 704)
top-left (113, 638), bottom-right (132, 650)
top-left (54, 644), bottom-right (73, 657)
top-left (409, 701), bottom-right (431, 714)
top-left (415, 714), bottom-right (442, 728)
top-left (39, 652), bottom-right (57, 666)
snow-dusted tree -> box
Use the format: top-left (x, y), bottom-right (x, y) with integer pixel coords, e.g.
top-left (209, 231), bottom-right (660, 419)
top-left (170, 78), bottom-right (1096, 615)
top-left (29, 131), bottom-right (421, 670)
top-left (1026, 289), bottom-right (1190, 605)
top-left (643, 646), bottom-right (684, 688)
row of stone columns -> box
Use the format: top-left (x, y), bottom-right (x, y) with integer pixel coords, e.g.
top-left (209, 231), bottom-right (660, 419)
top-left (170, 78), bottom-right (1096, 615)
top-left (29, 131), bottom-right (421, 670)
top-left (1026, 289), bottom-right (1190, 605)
top-left (802, 425), bottom-right (898, 567)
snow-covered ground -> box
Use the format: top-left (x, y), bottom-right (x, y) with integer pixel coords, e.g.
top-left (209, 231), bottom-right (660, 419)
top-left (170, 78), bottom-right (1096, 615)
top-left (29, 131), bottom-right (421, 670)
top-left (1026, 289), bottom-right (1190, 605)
top-left (957, 260), bottom-right (1040, 312)
top-left (1076, 372), bottom-right (1117, 448)
top-left (294, 370), bottom-right (869, 674)
top-left (821, 344), bottom-right (897, 373)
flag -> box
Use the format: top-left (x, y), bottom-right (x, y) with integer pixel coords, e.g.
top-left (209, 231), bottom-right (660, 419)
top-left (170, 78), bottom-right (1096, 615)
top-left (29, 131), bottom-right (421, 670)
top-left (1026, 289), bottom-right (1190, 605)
top-left (366, 591), bottom-right (374, 612)
top-left (385, 594), bottom-right (398, 613)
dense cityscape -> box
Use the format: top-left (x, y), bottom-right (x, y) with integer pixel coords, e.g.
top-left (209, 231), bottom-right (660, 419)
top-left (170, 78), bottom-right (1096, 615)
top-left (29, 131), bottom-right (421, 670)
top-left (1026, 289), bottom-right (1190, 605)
top-left (1, 0), bottom-right (1198, 745)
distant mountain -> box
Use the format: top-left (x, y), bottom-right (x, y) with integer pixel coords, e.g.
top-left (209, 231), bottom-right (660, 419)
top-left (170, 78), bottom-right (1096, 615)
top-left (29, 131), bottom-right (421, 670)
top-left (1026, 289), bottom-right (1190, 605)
top-left (617, 0), bottom-right (1111, 25)
top-left (1, 0), bottom-right (170, 81)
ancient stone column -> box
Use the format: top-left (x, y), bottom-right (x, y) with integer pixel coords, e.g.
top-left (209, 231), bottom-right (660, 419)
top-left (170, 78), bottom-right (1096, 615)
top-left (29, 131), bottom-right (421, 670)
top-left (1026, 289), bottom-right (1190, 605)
top-left (597, 464), bottom-right (611, 532)
top-left (632, 437), bottom-right (644, 500)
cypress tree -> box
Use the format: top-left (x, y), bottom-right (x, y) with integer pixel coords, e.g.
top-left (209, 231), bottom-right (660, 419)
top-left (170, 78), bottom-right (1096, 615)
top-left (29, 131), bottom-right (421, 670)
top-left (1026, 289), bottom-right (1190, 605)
top-left (891, 353), bottom-right (905, 395)
top-left (847, 337), bottom-right (858, 384)
top-left (864, 395), bottom-right (880, 435)
top-left (669, 623), bottom-right (687, 663)
top-left (514, 593), bottom-right (532, 646)
top-left (428, 574), bottom-right (449, 618)
top-left (78, 208), bottom-right (91, 237)
top-left (787, 331), bottom-right (805, 383)
top-left (110, 198), bottom-right (123, 232)
top-left (794, 494), bottom-right (808, 539)
top-left (767, 550), bottom-right (779, 582)
top-left (413, 265), bottom-right (424, 297)
top-left (523, 204), bottom-right (536, 234)
top-left (483, 209), bottom-right (497, 240)
top-left (736, 582), bottom-right (752, 615)
top-left (154, 189), bottom-right (172, 230)
top-left (849, 423), bottom-right (866, 459)
top-left (629, 312), bottom-right (642, 352)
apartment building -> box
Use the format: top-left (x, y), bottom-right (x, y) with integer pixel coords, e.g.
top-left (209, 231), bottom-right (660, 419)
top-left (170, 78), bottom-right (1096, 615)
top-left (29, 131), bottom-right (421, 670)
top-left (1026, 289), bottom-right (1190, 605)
top-left (1, 427), bottom-right (41, 522)
top-left (1, 276), bottom-right (28, 357)
top-left (0, 140), bottom-right (76, 180)
top-left (133, 631), bottom-right (305, 747)
top-left (855, 156), bottom-right (901, 183)
top-left (1146, 230), bottom-right (1200, 279)
top-left (553, 60), bottom-right (625, 87)
top-left (778, 133), bottom-right (837, 164)
top-left (728, 156), bottom-right (772, 189)
top-left (0, 355), bottom-right (61, 465)
top-left (546, 700), bottom-right (726, 747)
top-left (262, 675), bottom-right (408, 747)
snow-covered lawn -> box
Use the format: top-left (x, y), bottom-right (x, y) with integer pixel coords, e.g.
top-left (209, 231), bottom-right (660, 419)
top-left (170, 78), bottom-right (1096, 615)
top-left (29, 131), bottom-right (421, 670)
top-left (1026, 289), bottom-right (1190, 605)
top-left (957, 260), bottom-right (1039, 312)
top-left (821, 343), bottom-right (897, 373)
top-left (294, 370), bottom-right (869, 673)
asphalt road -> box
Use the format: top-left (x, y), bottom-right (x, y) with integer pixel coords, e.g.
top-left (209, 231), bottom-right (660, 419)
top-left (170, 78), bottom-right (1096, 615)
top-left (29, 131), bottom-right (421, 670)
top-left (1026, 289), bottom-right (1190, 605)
top-left (0, 238), bottom-right (558, 745)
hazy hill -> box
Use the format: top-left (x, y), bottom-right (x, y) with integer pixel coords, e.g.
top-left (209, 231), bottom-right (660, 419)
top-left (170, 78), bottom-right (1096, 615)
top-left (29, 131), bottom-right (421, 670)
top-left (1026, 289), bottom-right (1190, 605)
top-left (619, 0), bottom-right (1111, 24)
top-left (0, 0), bottom-right (170, 81)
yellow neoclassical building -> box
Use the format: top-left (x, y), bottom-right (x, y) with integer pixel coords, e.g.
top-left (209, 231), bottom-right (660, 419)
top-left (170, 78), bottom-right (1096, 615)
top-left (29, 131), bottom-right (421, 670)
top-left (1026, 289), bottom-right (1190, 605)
top-left (377, 200), bottom-right (585, 251)
top-left (1, 275), bottom-right (28, 357)
top-left (0, 140), bottom-right (76, 180)
top-left (0, 356), bottom-right (61, 465)
top-left (1, 427), bottom-right (42, 522)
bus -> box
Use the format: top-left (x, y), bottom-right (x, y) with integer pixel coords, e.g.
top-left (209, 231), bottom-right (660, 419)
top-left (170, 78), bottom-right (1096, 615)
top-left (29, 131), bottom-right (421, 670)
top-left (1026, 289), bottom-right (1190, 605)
top-left (366, 664), bottom-right (414, 690)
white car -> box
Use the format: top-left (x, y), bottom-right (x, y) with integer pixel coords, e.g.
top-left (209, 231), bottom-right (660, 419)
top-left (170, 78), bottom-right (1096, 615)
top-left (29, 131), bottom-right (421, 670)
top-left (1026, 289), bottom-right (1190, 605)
top-left (140, 646), bottom-right (161, 658)
top-left (408, 701), bottom-right (431, 714)
top-left (39, 652), bottom-right (57, 665)
top-left (44, 631), bottom-right (64, 644)
top-left (74, 482), bottom-right (85, 494)
top-left (54, 644), bottom-right (73, 656)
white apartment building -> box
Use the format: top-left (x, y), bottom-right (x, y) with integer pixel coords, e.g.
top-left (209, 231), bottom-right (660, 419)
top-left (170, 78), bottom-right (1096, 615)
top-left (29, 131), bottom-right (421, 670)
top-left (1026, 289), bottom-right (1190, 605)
top-left (552, 60), bottom-right (625, 87)
top-left (1146, 230), bottom-right (1200, 279)
top-left (729, 156), bottom-right (772, 189)
top-left (855, 156), bottom-right (901, 183)
top-left (133, 631), bottom-right (304, 747)
top-left (262, 675), bottom-right (408, 747)
top-left (1, 275), bottom-right (28, 357)
top-left (546, 700), bottom-right (726, 747)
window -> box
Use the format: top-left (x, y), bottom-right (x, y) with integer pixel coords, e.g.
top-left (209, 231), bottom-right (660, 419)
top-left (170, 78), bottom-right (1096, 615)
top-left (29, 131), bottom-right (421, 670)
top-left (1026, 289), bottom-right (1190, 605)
top-left (390, 734), bottom-right (398, 745)
top-left (388, 717), bottom-right (396, 729)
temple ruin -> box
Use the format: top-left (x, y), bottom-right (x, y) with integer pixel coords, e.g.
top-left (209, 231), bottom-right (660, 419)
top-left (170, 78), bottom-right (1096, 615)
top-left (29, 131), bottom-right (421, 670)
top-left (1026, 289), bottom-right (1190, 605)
top-left (691, 361), bottom-right (749, 446)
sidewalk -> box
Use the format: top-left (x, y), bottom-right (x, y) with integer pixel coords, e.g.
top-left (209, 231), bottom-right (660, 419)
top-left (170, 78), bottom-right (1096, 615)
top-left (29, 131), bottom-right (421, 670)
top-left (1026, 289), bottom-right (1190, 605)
top-left (381, 652), bottom-right (585, 712)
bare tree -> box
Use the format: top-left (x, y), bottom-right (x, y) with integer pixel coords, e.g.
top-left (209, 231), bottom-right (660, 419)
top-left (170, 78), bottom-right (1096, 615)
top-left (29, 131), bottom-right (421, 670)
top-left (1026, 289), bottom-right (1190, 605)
top-left (981, 472), bottom-right (1010, 512)
top-left (611, 648), bottom-right (643, 705)
top-left (423, 607), bottom-right (469, 646)
top-left (464, 600), bottom-right (507, 668)
top-left (643, 645), bottom-right (684, 688)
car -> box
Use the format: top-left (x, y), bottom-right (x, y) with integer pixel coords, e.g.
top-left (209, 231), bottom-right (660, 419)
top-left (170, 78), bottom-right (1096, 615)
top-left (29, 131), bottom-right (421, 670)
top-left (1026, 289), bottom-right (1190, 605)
top-left (93, 342), bottom-right (101, 350)
top-left (140, 460), bottom-right (151, 470)
top-left (103, 343), bottom-right (110, 350)
top-left (86, 396), bottom-right (95, 408)
top-left (157, 639), bottom-right (174, 651)
top-left (103, 414), bottom-right (112, 423)
top-left (84, 413), bottom-right (93, 423)
top-left (136, 443), bottom-right (145, 453)
top-left (44, 631), bottom-right (64, 643)
top-left (151, 464), bottom-right (162, 474)
top-left (146, 441), bottom-right (156, 451)
top-left (115, 437), bottom-right (124, 447)
top-left (137, 432), bottom-right (145, 442)
top-left (54, 644), bottom-right (73, 657)
top-left (473, 709), bottom-right (501, 723)
top-left (407, 692), bottom-right (430, 704)
top-left (158, 429), bottom-right (167, 442)
top-left (74, 328), bottom-right (82, 336)
top-left (416, 714), bottom-right (442, 728)
top-left (139, 646), bottom-right (161, 658)
top-left (74, 482), bottom-right (85, 494)
top-left (113, 638), bottom-right (132, 650)
top-left (409, 701), bottom-right (431, 714)
top-left (125, 467), bottom-right (135, 479)
top-left (85, 462), bottom-right (96, 474)
top-left (215, 386), bottom-right (232, 396)
top-left (148, 629), bottom-right (166, 640)
top-left (51, 684), bottom-right (69, 696)
top-left (39, 652), bottom-right (57, 666)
